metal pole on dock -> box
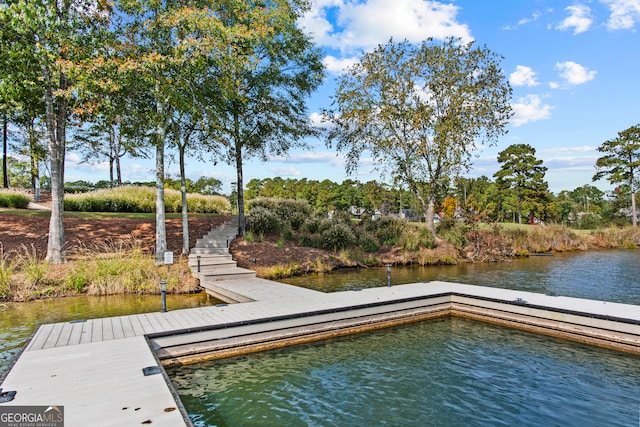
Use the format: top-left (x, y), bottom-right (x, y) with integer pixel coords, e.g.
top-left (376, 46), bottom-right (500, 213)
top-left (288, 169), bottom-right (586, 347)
top-left (385, 264), bottom-right (392, 287)
top-left (160, 280), bottom-right (167, 313)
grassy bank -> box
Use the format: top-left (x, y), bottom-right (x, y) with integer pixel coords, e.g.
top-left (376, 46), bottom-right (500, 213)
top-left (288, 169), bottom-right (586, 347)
top-left (237, 197), bottom-right (640, 279)
top-left (0, 242), bottom-right (198, 301)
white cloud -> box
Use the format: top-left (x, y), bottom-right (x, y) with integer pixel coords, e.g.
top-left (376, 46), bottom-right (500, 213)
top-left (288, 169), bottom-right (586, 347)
top-left (267, 166), bottom-right (303, 177)
top-left (518, 11), bottom-right (543, 26)
top-left (503, 9), bottom-right (552, 30)
top-left (511, 94), bottom-right (554, 126)
top-left (509, 65), bottom-right (539, 87)
top-left (556, 4), bottom-right (593, 34)
top-left (309, 112), bottom-right (334, 129)
top-left (269, 151), bottom-right (346, 167)
top-left (601, 0), bottom-right (640, 30)
top-left (300, 0), bottom-right (473, 53)
top-left (323, 55), bottom-right (358, 73)
top-left (555, 61), bottom-right (597, 85)
top-left (541, 145), bottom-right (597, 154)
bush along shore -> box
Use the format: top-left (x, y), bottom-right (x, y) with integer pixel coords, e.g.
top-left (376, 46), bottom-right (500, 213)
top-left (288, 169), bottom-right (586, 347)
top-left (1, 194), bottom-right (640, 301)
top-left (234, 198), bottom-right (640, 280)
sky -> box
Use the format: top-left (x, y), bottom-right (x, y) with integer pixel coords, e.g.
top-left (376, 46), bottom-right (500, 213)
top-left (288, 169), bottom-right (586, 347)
top-left (64, 0), bottom-right (640, 195)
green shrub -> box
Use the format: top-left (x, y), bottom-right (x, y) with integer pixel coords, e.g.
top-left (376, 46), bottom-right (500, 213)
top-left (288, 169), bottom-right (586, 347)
top-left (362, 217), bottom-right (406, 246)
top-left (357, 231), bottom-right (380, 252)
top-left (298, 234), bottom-right (322, 248)
top-left (303, 216), bottom-right (325, 234)
top-left (0, 190), bottom-right (30, 208)
top-left (65, 261), bottom-right (89, 293)
top-left (0, 254), bottom-right (15, 300)
top-left (247, 206), bottom-right (283, 236)
top-left (402, 224), bottom-right (436, 251)
top-left (248, 198), bottom-right (311, 229)
top-left (436, 218), bottom-right (470, 249)
top-left (321, 222), bottom-right (356, 252)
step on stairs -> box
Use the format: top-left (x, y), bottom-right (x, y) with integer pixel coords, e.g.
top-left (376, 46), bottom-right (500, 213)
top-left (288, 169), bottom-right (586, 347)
top-left (188, 216), bottom-right (256, 302)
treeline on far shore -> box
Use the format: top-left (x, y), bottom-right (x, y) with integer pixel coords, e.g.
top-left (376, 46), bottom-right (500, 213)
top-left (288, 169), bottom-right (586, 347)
top-left (242, 197), bottom-right (640, 279)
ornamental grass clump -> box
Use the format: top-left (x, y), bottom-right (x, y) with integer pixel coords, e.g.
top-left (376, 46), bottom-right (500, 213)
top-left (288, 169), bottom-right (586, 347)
top-left (65, 185), bottom-right (230, 213)
top-left (0, 189), bottom-right (31, 208)
top-left (0, 250), bottom-right (16, 300)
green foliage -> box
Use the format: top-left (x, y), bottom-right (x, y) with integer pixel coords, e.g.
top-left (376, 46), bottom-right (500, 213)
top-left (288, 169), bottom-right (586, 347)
top-left (361, 217), bottom-right (406, 246)
top-left (19, 245), bottom-right (49, 288)
top-left (0, 252), bottom-right (16, 300)
top-left (65, 180), bottom-right (96, 194)
top-left (325, 38), bottom-right (512, 231)
top-left (260, 263), bottom-right (302, 280)
top-left (593, 124), bottom-right (640, 226)
top-left (320, 222), bottom-right (356, 252)
top-left (247, 206), bottom-right (283, 236)
top-left (357, 231), bottom-right (380, 253)
top-left (402, 224), bottom-right (436, 251)
top-left (494, 144), bottom-right (551, 224)
top-left (64, 185), bottom-right (230, 214)
top-left (65, 261), bottom-right (89, 293)
top-left (436, 218), bottom-right (471, 249)
top-left (165, 176), bottom-right (223, 196)
top-left (248, 198), bottom-right (311, 230)
top-left (0, 190), bottom-right (30, 208)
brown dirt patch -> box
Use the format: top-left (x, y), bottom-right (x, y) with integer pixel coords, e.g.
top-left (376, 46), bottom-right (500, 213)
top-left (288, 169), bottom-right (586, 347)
top-left (0, 210), bottom-right (228, 260)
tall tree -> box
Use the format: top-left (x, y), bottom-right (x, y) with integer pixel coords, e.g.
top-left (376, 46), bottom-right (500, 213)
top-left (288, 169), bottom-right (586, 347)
top-left (0, 0), bottom-right (111, 263)
top-left (115, 0), bottom-right (229, 261)
top-left (494, 144), bottom-right (549, 224)
top-left (325, 38), bottom-right (512, 232)
top-left (593, 124), bottom-right (640, 226)
top-left (203, 0), bottom-right (324, 236)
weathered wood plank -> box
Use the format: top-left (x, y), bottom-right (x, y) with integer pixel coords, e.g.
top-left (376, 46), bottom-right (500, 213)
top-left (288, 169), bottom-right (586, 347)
top-left (91, 319), bottom-right (103, 343)
top-left (26, 323), bottom-right (54, 351)
top-left (42, 322), bottom-right (65, 349)
top-left (138, 313), bottom-right (158, 334)
top-left (67, 321), bottom-right (84, 346)
top-left (120, 315), bottom-right (137, 338)
top-left (79, 320), bottom-right (94, 344)
top-left (127, 314), bottom-right (147, 336)
top-left (54, 322), bottom-right (75, 347)
top-left (111, 316), bottom-right (126, 340)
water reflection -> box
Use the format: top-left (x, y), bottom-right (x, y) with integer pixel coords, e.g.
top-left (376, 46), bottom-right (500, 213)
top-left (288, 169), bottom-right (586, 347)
top-left (280, 250), bottom-right (640, 304)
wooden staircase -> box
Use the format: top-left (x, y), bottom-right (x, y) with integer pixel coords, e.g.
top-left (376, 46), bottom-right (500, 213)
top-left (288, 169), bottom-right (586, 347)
top-left (188, 216), bottom-right (256, 303)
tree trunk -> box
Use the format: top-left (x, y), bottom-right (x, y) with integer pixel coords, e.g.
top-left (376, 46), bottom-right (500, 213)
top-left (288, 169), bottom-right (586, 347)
top-left (28, 119), bottom-right (41, 201)
top-left (115, 125), bottom-right (123, 186)
top-left (154, 84), bottom-right (167, 264)
top-left (2, 111), bottom-right (8, 188)
top-left (632, 191), bottom-right (637, 227)
top-left (517, 197), bottom-right (523, 224)
top-left (235, 141), bottom-right (245, 237)
top-left (179, 143), bottom-right (189, 255)
top-left (108, 125), bottom-right (115, 187)
top-left (408, 180), bottom-right (433, 233)
top-left (44, 71), bottom-right (67, 264)
top-left (631, 173), bottom-right (637, 227)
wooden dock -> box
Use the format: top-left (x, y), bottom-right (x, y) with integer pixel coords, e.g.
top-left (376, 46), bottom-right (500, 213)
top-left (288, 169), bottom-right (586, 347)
top-left (1, 278), bottom-right (640, 426)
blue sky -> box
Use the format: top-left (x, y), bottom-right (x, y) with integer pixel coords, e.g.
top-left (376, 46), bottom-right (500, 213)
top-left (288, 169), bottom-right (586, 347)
top-left (65, 0), bottom-right (640, 195)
